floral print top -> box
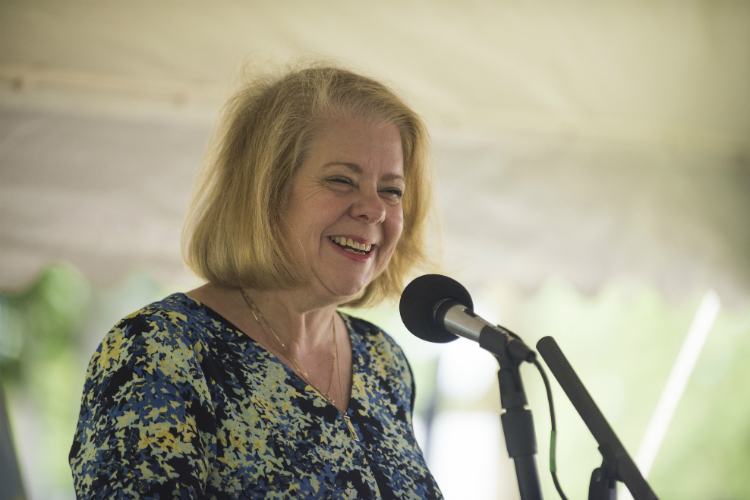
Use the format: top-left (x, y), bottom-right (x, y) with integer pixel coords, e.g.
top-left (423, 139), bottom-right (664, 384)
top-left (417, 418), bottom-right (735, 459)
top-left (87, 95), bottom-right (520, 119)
top-left (69, 293), bottom-right (443, 499)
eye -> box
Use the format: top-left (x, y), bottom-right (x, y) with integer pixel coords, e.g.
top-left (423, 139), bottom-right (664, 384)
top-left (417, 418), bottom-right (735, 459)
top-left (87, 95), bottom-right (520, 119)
top-left (326, 176), bottom-right (355, 190)
top-left (380, 187), bottom-right (404, 203)
top-left (329, 176), bottom-right (352, 184)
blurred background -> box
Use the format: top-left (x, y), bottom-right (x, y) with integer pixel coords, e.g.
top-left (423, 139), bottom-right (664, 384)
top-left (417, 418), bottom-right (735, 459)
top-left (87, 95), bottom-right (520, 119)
top-left (1, 1), bottom-right (749, 499)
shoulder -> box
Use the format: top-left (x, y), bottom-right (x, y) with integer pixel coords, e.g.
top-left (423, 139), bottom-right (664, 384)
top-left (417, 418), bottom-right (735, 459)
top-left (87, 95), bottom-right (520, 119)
top-left (91, 293), bottom-right (211, 374)
top-left (340, 312), bottom-right (403, 352)
top-left (76, 294), bottom-right (219, 434)
top-left (339, 312), bottom-right (413, 380)
top-left (106, 293), bottom-right (199, 341)
top-left (113, 293), bottom-right (201, 334)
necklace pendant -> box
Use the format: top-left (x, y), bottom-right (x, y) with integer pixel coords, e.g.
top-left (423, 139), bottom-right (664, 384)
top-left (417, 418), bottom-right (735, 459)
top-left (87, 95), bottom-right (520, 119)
top-left (343, 414), bottom-right (359, 441)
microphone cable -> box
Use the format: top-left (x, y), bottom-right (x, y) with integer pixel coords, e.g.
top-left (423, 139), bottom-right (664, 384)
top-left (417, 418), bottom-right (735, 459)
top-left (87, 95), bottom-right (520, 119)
top-left (533, 358), bottom-right (569, 500)
top-left (502, 326), bottom-right (568, 499)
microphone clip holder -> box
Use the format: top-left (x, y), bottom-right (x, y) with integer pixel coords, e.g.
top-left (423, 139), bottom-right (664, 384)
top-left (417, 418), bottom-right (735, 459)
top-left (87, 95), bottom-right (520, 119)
top-left (589, 451), bottom-right (618, 500)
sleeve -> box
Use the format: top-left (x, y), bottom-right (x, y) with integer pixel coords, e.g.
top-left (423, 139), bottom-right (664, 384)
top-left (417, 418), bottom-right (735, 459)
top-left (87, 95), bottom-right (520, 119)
top-left (69, 309), bottom-right (217, 500)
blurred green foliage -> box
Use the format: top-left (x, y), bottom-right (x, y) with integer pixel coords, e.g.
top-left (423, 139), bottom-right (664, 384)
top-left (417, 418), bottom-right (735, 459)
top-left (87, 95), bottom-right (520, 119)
top-left (0, 264), bottom-right (91, 380)
top-left (0, 263), bottom-right (92, 498)
top-left (0, 263), bottom-right (168, 500)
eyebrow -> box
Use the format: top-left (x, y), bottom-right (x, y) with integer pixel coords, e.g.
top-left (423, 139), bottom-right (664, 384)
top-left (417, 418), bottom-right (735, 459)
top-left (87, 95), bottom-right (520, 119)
top-left (323, 162), bottom-right (405, 182)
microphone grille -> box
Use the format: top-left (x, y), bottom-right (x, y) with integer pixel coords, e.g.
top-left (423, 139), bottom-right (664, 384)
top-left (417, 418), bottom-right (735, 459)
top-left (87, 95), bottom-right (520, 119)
top-left (399, 274), bottom-right (473, 343)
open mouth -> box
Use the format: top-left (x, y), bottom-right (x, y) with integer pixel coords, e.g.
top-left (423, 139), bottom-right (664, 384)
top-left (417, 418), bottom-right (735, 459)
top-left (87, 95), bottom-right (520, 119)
top-left (329, 236), bottom-right (373, 255)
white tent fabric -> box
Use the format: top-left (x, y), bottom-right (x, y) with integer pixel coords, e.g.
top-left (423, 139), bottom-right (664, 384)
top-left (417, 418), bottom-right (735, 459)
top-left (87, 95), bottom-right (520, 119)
top-left (1, 1), bottom-right (749, 302)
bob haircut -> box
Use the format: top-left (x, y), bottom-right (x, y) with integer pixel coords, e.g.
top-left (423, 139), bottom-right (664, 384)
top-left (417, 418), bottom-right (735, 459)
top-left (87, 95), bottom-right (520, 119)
top-left (183, 64), bottom-right (434, 308)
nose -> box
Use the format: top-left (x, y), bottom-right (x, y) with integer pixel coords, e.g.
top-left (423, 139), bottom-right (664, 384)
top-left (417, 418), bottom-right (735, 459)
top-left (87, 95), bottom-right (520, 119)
top-left (350, 189), bottom-right (386, 224)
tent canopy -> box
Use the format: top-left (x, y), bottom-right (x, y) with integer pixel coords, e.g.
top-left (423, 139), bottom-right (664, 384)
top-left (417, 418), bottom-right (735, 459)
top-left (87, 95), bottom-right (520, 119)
top-left (1, 1), bottom-right (749, 303)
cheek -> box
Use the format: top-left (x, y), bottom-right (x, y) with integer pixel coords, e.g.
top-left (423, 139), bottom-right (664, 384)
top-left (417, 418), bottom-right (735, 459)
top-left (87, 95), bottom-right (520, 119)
top-left (386, 209), bottom-right (405, 248)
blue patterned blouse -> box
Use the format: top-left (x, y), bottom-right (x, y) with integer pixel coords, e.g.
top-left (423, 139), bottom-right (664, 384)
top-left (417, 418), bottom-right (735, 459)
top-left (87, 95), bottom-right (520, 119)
top-left (69, 293), bottom-right (443, 499)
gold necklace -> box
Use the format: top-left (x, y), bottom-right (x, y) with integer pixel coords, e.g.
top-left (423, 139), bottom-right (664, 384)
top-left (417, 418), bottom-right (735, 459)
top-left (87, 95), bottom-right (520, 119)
top-left (239, 289), bottom-right (358, 441)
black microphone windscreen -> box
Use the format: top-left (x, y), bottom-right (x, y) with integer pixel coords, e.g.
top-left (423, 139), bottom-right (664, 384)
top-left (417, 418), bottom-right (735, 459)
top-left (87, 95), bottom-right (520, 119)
top-left (399, 274), bottom-right (474, 343)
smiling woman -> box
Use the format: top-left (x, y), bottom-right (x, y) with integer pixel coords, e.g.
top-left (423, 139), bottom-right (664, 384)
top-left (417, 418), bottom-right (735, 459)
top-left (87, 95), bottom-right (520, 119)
top-left (282, 117), bottom-right (406, 300)
top-left (182, 66), bottom-right (433, 308)
top-left (68, 65), bottom-right (442, 499)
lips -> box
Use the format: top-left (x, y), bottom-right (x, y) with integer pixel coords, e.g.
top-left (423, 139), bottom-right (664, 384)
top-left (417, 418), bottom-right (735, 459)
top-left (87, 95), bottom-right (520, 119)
top-left (328, 236), bottom-right (373, 254)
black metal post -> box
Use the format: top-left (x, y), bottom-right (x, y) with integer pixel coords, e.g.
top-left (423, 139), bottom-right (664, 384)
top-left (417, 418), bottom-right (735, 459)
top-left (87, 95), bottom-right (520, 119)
top-left (482, 328), bottom-right (543, 500)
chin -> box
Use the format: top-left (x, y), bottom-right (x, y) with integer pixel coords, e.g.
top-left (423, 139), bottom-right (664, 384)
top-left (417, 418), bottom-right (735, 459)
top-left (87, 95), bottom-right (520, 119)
top-left (328, 279), bottom-right (372, 302)
top-left (336, 286), bottom-right (367, 302)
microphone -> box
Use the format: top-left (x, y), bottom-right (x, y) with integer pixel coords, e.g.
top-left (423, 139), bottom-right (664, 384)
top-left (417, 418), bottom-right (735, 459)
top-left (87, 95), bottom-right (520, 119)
top-left (400, 274), bottom-right (535, 363)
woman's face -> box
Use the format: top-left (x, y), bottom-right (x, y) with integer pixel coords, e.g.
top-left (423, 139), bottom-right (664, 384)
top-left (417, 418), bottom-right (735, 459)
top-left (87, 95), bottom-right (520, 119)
top-left (282, 116), bottom-right (405, 302)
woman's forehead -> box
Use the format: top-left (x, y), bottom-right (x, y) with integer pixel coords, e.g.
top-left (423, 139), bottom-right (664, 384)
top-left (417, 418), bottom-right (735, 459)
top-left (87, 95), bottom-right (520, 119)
top-left (305, 118), bottom-right (403, 167)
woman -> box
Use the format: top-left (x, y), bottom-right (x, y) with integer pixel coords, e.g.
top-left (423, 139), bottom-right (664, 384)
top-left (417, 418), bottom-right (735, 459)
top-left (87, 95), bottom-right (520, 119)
top-left (69, 65), bottom-right (443, 499)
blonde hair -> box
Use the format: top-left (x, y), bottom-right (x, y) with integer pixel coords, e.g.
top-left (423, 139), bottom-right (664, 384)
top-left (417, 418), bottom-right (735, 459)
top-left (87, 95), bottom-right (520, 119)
top-left (182, 64), bottom-right (434, 307)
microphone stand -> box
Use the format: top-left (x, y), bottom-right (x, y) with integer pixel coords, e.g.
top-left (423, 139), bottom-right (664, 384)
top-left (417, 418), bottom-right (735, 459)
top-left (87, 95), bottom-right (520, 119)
top-left (398, 274), bottom-right (543, 499)
top-left (536, 336), bottom-right (659, 500)
top-left (480, 328), bottom-right (543, 500)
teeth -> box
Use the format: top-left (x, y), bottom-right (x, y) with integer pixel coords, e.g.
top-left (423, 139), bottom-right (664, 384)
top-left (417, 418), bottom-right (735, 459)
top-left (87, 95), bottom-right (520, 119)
top-left (329, 236), bottom-right (372, 253)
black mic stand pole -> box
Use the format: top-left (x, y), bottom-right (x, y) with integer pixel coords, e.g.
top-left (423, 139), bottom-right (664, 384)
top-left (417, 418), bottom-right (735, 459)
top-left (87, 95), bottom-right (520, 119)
top-left (480, 329), bottom-right (543, 500)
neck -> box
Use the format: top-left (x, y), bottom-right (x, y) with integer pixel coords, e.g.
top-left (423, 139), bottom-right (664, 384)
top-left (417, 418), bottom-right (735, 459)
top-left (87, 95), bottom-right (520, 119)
top-left (241, 286), bottom-right (341, 352)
